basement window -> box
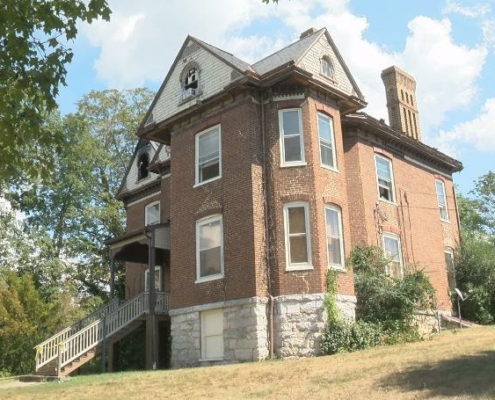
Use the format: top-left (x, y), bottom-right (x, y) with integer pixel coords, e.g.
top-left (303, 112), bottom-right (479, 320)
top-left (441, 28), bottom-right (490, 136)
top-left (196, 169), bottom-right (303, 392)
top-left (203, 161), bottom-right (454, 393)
top-left (201, 309), bottom-right (224, 360)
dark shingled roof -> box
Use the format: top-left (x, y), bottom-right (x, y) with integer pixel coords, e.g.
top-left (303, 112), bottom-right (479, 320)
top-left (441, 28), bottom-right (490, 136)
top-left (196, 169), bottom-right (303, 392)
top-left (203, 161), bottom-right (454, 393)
top-left (342, 113), bottom-right (463, 173)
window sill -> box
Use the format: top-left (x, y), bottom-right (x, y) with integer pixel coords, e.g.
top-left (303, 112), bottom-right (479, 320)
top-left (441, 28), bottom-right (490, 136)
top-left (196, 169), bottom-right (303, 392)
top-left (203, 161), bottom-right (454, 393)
top-left (440, 218), bottom-right (451, 224)
top-left (378, 198), bottom-right (397, 206)
top-left (195, 274), bottom-right (224, 284)
top-left (280, 162), bottom-right (307, 168)
top-left (328, 265), bottom-right (345, 271)
top-left (286, 264), bottom-right (313, 272)
top-left (194, 175), bottom-right (221, 188)
top-left (321, 164), bottom-right (339, 173)
top-left (199, 358), bottom-right (224, 362)
top-left (318, 73), bottom-right (338, 85)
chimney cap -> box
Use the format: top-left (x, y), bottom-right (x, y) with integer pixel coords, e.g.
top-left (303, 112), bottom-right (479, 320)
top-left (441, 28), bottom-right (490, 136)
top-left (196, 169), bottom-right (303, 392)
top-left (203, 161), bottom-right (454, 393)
top-left (300, 28), bottom-right (318, 39)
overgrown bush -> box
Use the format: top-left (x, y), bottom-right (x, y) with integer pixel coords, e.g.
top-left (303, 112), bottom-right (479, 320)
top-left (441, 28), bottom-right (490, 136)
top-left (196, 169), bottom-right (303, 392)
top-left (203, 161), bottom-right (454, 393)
top-left (321, 246), bottom-right (436, 355)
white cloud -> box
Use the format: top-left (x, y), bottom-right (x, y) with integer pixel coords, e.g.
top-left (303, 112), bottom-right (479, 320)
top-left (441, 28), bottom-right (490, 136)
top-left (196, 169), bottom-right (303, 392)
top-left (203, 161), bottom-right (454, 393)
top-left (442, 1), bottom-right (491, 18)
top-left (81, 0), bottom-right (490, 155)
top-left (399, 17), bottom-right (487, 136)
top-left (435, 98), bottom-right (495, 154)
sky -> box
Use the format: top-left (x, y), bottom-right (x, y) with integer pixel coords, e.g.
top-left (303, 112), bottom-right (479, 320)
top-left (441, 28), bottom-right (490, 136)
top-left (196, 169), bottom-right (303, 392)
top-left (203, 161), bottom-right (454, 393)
top-left (57, 0), bottom-right (495, 197)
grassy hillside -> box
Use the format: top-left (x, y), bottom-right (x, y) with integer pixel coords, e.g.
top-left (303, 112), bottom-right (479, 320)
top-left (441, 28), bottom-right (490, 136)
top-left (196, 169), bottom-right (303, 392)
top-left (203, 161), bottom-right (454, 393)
top-left (2, 326), bottom-right (495, 399)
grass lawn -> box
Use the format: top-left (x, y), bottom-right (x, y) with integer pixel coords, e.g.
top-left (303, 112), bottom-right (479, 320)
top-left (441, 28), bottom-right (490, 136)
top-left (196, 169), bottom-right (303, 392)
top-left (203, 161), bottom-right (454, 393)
top-left (2, 326), bottom-right (494, 399)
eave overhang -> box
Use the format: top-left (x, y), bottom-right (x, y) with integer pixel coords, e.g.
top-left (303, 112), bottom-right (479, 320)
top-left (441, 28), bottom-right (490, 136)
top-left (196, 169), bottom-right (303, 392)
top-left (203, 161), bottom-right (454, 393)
top-left (342, 113), bottom-right (463, 174)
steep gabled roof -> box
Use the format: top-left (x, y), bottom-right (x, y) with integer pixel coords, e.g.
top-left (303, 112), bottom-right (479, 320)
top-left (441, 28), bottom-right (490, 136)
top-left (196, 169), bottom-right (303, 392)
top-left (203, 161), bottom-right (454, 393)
top-left (253, 28), bottom-right (325, 75)
top-left (193, 37), bottom-right (254, 73)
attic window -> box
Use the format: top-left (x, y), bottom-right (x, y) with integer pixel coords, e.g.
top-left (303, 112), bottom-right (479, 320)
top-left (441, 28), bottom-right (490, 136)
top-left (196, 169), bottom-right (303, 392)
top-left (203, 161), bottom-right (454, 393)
top-left (138, 152), bottom-right (150, 180)
top-left (321, 56), bottom-right (334, 79)
top-left (182, 66), bottom-right (199, 100)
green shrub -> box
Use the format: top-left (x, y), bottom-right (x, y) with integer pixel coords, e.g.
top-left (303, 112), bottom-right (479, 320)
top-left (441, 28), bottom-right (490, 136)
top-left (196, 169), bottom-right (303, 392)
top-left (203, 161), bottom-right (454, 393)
top-left (321, 246), bottom-right (436, 356)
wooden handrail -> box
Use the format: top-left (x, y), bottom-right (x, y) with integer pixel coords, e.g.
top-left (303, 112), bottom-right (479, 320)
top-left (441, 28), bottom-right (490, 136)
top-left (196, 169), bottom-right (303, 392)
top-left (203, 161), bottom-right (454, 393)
top-left (34, 298), bottom-right (121, 371)
top-left (35, 292), bottom-right (170, 373)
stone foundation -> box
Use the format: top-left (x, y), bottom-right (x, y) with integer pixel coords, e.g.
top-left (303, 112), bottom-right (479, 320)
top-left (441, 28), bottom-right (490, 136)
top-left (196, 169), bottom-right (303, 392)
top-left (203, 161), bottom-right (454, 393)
top-left (169, 297), bottom-right (269, 368)
top-left (169, 294), bottom-right (356, 367)
top-left (274, 293), bottom-right (357, 358)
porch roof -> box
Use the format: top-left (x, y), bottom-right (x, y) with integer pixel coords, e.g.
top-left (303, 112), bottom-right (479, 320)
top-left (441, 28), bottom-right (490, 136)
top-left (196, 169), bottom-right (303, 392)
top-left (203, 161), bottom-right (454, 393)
top-left (105, 223), bottom-right (170, 264)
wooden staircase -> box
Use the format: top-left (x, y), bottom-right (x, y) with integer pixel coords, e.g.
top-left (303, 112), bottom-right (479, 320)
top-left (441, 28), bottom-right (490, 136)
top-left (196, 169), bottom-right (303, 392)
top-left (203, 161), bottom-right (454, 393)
top-left (34, 292), bottom-right (169, 377)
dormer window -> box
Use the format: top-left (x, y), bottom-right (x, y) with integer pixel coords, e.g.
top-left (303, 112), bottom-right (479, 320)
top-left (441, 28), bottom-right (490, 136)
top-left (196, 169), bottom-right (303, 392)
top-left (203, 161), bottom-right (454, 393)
top-left (182, 63), bottom-right (200, 100)
top-left (137, 152), bottom-right (149, 180)
top-left (321, 56), bottom-right (334, 79)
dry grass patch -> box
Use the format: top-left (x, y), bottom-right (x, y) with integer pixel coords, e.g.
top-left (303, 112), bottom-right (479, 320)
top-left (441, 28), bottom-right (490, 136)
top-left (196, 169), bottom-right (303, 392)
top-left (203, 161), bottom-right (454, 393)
top-left (2, 326), bottom-right (495, 399)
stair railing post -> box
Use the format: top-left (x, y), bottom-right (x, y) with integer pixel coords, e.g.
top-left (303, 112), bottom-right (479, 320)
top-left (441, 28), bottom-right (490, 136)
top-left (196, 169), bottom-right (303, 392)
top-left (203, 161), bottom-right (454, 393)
top-left (57, 343), bottom-right (62, 378)
top-left (102, 314), bottom-right (107, 373)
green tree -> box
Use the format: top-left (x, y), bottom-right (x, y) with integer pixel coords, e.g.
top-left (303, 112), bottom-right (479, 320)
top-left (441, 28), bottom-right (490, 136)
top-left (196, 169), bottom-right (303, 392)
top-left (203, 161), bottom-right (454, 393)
top-left (9, 88), bottom-right (154, 300)
top-left (455, 172), bottom-right (495, 324)
top-left (0, 0), bottom-right (111, 181)
top-left (0, 271), bottom-right (65, 375)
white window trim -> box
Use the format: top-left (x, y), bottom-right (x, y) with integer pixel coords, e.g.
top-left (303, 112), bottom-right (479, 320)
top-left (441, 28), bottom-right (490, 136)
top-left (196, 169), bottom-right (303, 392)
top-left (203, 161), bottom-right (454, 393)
top-left (200, 309), bottom-right (224, 361)
top-left (145, 201), bottom-right (160, 226)
top-left (144, 266), bottom-right (162, 292)
top-left (194, 125), bottom-right (222, 187)
top-left (435, 180), bottom-right (450, 222)
top-left (195, 214), bottom-right (224, 283)
top-left (283, 202), bottom-right (313, 271)
top-left (324, 205), bottom-right (345, 270)
top-left (317, 112), bottom-right (338, 171)
top-left (381, 233), bottom-right (403, 279)
top-left (279, 109), bottom-right (306, 167)
top-left (374, 154), bottom-right (396, 204)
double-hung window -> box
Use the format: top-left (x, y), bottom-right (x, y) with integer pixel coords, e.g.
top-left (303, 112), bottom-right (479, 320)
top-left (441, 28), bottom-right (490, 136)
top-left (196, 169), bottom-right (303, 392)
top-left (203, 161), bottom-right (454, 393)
top-left (284, 202), bottom-right (312, 270)
top-left (196, 215), bottom-right (224, 282)
top-left (375, 155), bottom-right (395, 203)
top-left (382, 233), bottom-right (403, 278)
top-left (317, 113), bottom-right (337, 170)
top-left (195, 125), bottom-right (221, 185)
top-left (435, 180), bottom-right (449, 221)
top-left (324, 205), bottom-right (344, 269)
top-left (145, 201), bottom-right (160, 226)
top-left (279, 109), bottom-right (305, 166)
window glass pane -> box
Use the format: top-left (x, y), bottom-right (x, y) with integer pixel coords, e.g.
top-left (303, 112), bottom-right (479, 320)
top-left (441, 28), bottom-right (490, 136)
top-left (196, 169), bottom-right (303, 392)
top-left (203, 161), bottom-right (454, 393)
top-left (282, 111), bottom-right (300, 136)
top-left (200, 163), bottom-right (219, 182)
top-left (325, 208), bottom-right (339, 236)
top-left (376, 157), bottom-right (391, 180)
top-left (384, 237), bottom-right (399, 262)
top-left (320, 144), bottom-right (333, 167)
top-left (288, 207), bottom-right (306, 234)
top-left (325, 208), bottom-right (342, 266)
top-left (290, 236), bottom-right (308, 263)
top-left (200, 247), bottom-right (221, 277)
top-left (318, 115), bottom-right (332, 141)
top-left (198, 129), bottom-right (219, 158)
top-left (199, 220), bottom-right (221, 250)
top-left (284, 136), bottom-right (301, 162)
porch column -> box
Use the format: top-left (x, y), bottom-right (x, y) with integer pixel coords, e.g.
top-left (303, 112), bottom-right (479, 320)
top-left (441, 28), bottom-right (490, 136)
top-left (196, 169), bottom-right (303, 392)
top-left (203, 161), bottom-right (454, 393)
top-left (109, 255), bottom-right (115, 299)
top-left (146, 233), bottom-right (158, 370)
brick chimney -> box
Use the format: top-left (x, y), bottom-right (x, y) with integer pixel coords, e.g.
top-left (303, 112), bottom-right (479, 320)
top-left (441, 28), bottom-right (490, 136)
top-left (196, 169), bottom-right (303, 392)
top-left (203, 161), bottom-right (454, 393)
top-left (300, 28), bottom-right (318, 40)
top-left (381, 66), bottom-right (421, 141)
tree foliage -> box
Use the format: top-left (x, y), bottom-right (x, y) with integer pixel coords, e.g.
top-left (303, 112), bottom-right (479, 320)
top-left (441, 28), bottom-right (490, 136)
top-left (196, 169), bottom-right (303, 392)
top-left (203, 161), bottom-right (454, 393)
top-left (0, 271), bottom-right (66, 375)
top-left (455, 171), bottom-right (495, 324)
top-left (8, 88), bottom-right (154, 299)
top-left (0, 0), bottom-right (111, 181)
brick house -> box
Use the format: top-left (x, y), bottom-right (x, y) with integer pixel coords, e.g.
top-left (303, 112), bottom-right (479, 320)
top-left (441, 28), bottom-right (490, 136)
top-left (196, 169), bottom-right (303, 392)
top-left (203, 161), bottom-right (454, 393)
top-left (34, 27), bottom-right (460, 375)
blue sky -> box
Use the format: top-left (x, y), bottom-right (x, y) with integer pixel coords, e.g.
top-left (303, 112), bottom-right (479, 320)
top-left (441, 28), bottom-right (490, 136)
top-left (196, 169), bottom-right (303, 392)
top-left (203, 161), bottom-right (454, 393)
top-left (58, 0), bottom-right (495, 196)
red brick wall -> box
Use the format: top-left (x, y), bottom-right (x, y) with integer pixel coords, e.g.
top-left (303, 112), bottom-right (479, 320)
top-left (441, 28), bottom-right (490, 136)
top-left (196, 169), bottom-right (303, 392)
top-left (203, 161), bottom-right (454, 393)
top-left (343, 131), bottom-right (459, 310)
top-left (169, 98), bottom-right (262, 309)
top-left (264, 96), bottom-right (355, 297)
